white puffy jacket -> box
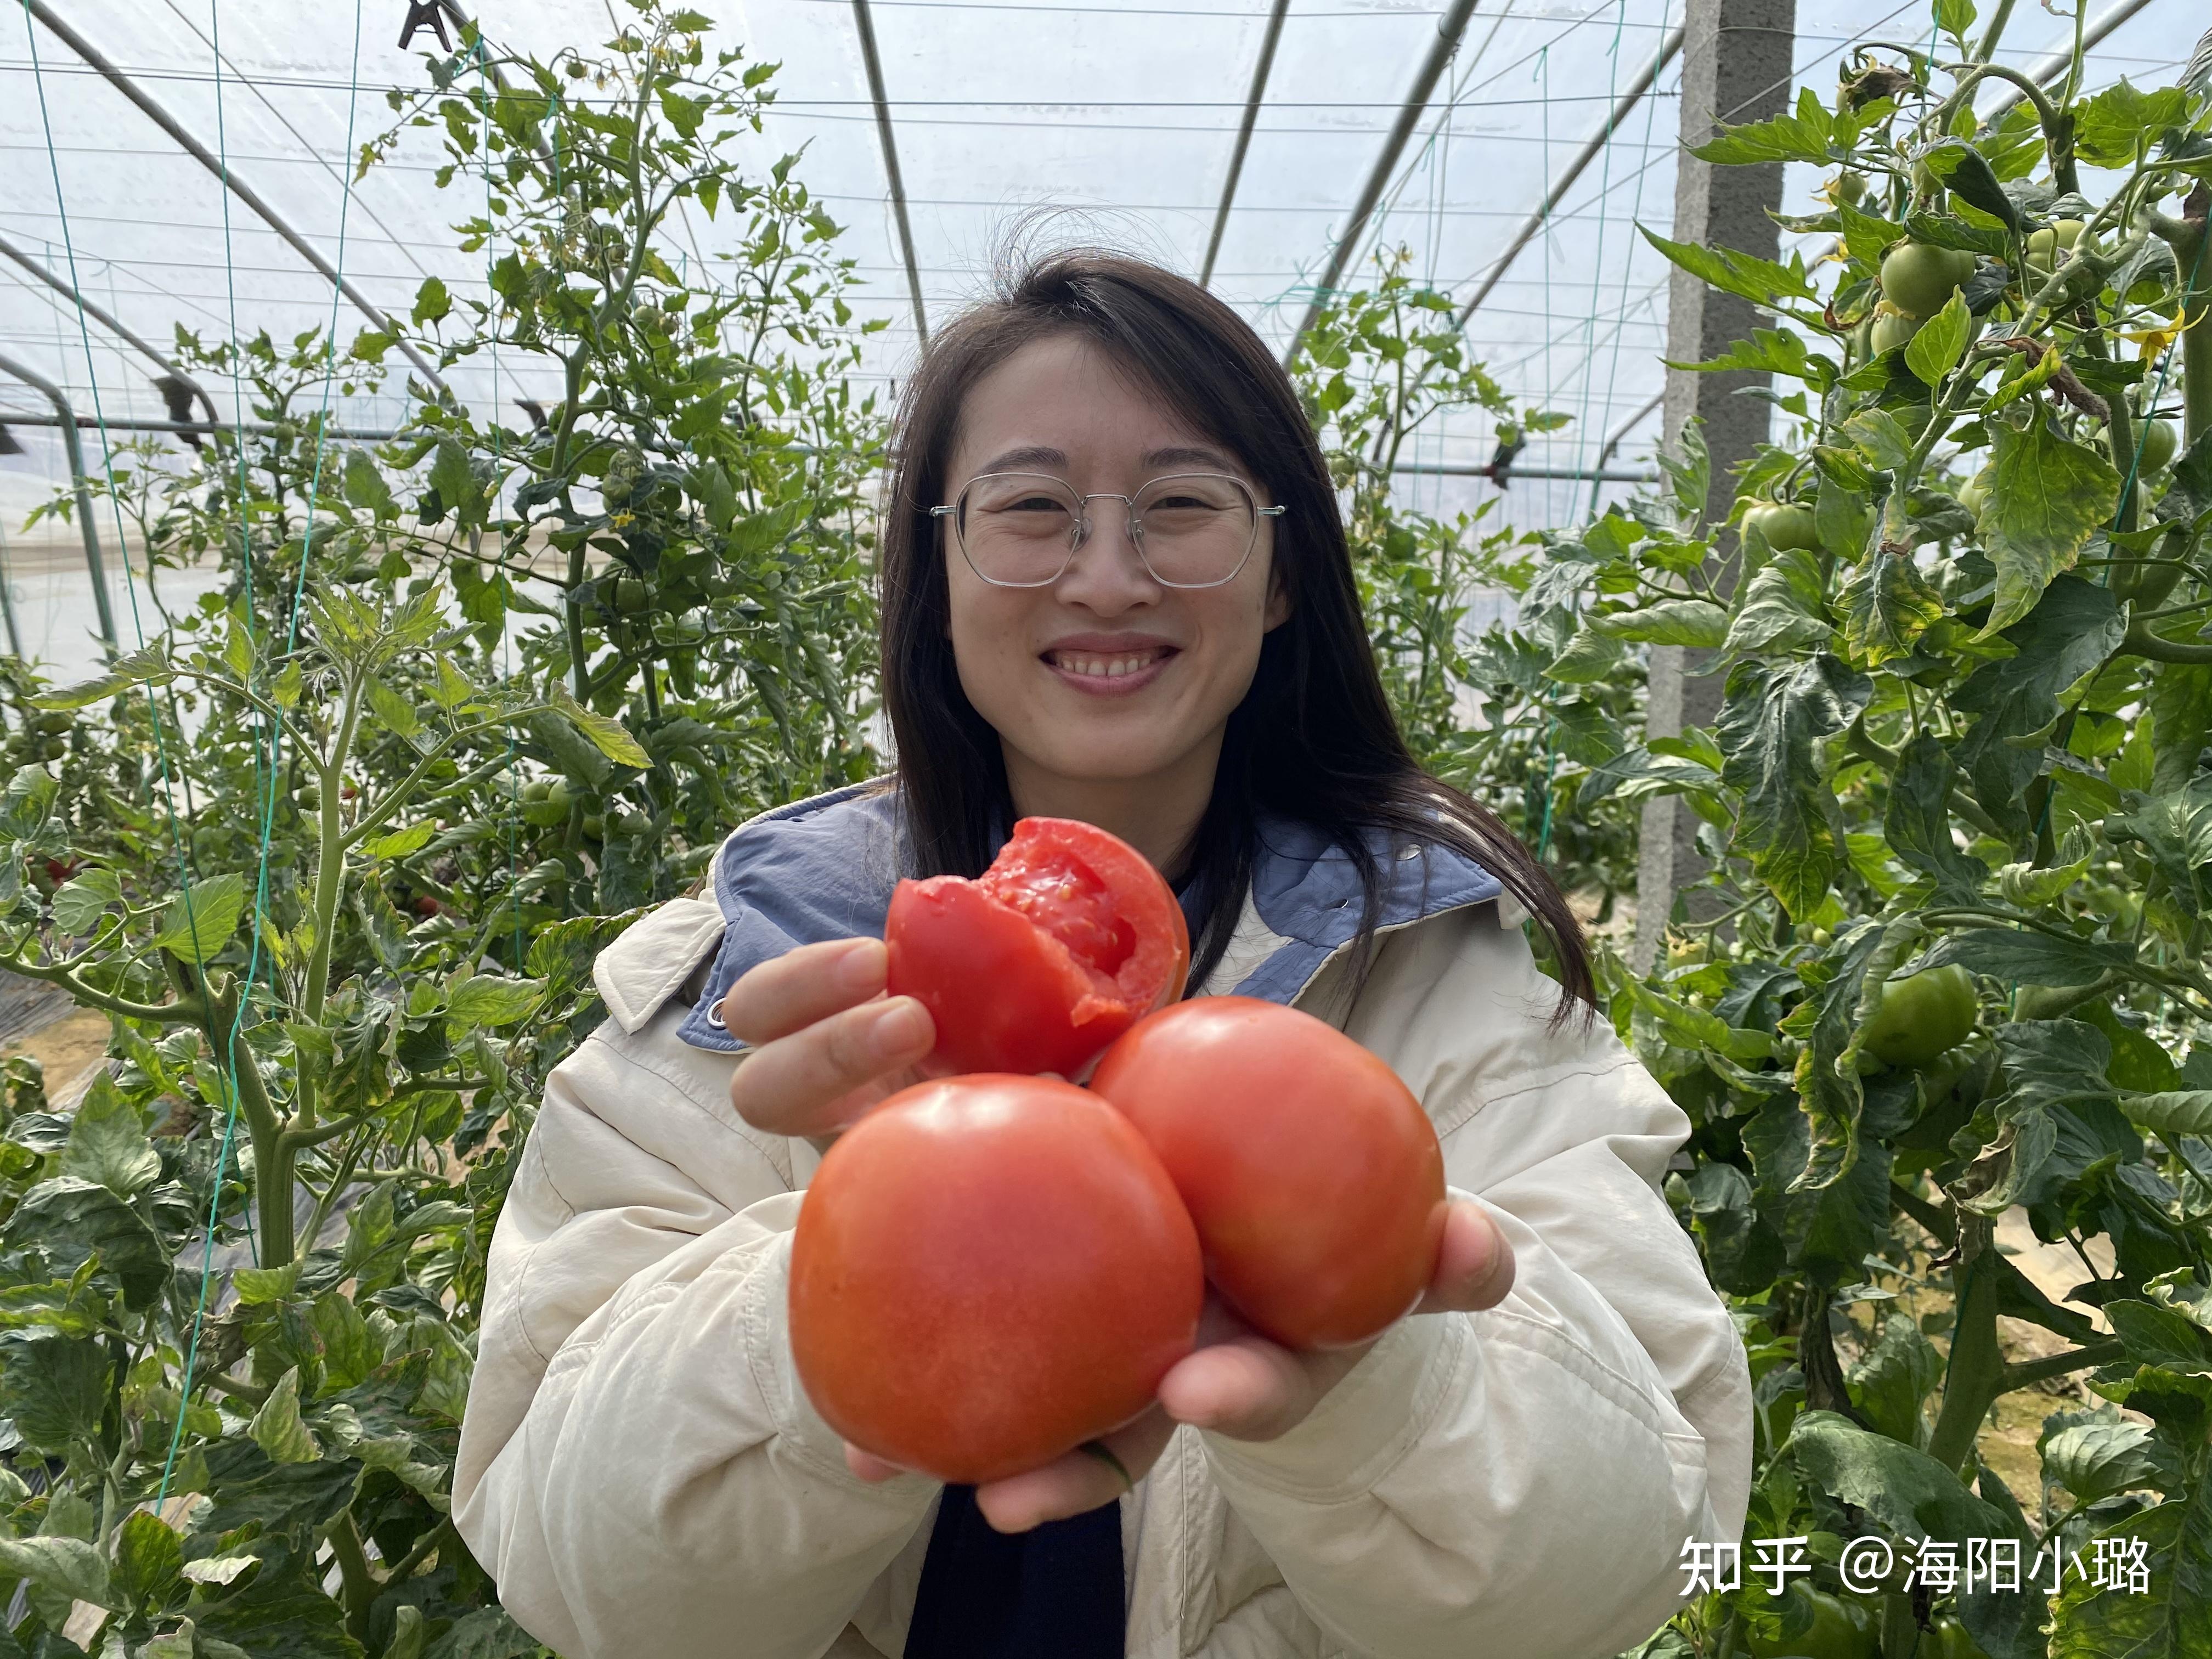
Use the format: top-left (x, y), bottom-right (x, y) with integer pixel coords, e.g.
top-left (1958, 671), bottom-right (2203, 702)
top-left (453, 787), bottom-right (1752, 1658)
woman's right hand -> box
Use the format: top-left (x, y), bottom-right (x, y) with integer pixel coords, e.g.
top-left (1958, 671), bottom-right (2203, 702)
top-left (723, 938), bottom-right (936, 1139)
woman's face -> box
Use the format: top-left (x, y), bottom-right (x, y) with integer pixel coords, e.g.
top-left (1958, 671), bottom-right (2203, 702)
top-left (940, 334), bottom-right (1289, 803)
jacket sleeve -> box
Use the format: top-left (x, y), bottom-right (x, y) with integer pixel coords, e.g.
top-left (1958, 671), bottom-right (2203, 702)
top-left (1198, 903), bottom-right (1752, 1659)
top-left (452, 901), bottom-right (938, 1659)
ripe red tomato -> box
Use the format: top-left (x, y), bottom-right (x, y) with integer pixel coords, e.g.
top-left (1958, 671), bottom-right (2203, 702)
top-left (1090, 997), bottom-right (1447, 1350)
top-left (885, 817), bottom-right (1188, 1078)
top-left (789, 1074), bottom-right (1203, 1483)
top-left (411, 895), bottom-right (442, 918)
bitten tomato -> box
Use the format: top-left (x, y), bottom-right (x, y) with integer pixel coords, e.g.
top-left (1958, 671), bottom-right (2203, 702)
top-left (886, 817), bottom-right (1188, 1078)
top-left (788, 1074), bottom-right (1203, 1484)
top-left (1090, 996), bottom-right (1447, 1350)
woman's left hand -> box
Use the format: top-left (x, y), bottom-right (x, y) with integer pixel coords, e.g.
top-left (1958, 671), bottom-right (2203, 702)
top-left (844, 1198), bottom-right (1515, 1532)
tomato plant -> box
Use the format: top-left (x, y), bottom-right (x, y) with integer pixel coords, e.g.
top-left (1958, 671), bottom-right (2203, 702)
top-left (1434, 11), bottom-right (2212, 1658)
top-left (885, 816), bottom-right (1188, 1078)
top-left (788, 1074), bottom-right (1203, 1484)
top-left (1090, 996), bottom-right (1446, 1350)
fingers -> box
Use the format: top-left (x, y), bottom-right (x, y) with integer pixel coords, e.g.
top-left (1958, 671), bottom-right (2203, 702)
top-left (729, 994), bottom-right (934, 1137)
top-left (1157, 1335), bottom-right (1344, 1441)
top-left (1413, 1199), bottom-right (1516, 1316)
top-left (973, 1408), bottom-right (1177, 1534)
top-left (720, 938), bottom-right (888, 1043)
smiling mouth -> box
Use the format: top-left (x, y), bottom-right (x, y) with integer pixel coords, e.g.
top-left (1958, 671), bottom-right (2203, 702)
top-left (1042, 647), bottom-right (1176, 680)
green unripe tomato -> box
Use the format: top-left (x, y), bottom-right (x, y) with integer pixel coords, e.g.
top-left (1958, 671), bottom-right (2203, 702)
top-left (2135, 417), bottom-right (2177, 476)
top-left (1745, 1585), bottom-right (1877, 1659)
top-left (1745, 500), bottom-right (1819, 551)
top-left (1832, 171), bottom-right (1867, 207)
top-left (581, 812), bottom-right (606, 840)
top-left (1862, 964), bottom-right (1978, 1070)
top-left (1958, 473), bottom-right (1991, 517)
top-left (670, 608), bottom-right (707, 643)
top-left (38, 739), bottom-right (64, 762)
top-left (32, 712), bottom-right (73, 736)
top-left (1870, 307), bottom-right (1922, 355)
top-left (2025, 218), bottom-right (2087, 275)
top-left (522, 779), bottom-right (552, 803)
top-left (566, 58), bottom-right (588, 78)
top-left (606, 574), bottom-right (652, 616)
top-left (521, 778), bottom-right (573, 828)
top-left (295, 779), bottom-right (323, 810)
top-left (1881, 242), bottom-right (1976, 318)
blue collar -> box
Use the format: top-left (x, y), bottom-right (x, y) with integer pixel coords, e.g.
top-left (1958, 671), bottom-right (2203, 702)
top-left (674, 781), bottom-right (1500, 1053)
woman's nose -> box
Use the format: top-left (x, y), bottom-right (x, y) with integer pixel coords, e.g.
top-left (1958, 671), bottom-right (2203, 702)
top-left (1058, 501), bottom-right (1159, 608)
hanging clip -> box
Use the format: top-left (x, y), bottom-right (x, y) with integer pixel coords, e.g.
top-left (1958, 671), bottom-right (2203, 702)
top-left (399, 1), bottom-right (452, 51)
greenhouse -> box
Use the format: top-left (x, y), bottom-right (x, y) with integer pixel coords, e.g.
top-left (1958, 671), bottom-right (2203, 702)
top-left (1, 0), bottom-right (2210, 1655)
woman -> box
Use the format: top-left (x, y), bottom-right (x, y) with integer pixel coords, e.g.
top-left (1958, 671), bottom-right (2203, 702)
top-left (454, 251), bottom-right (1751, 1659)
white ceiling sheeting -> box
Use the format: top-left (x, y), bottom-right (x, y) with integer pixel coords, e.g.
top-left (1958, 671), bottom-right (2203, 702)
top-left (0, 0), bottom-right (2196, 665)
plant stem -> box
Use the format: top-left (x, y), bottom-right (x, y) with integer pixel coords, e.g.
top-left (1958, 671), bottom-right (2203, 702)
top-left (1928, 1213), bottom-right (2005, 1473)
top-left (325, 1511), bottom-right (379, 1645)
top-left (2002, 1339), bottom-right (2124, 1390)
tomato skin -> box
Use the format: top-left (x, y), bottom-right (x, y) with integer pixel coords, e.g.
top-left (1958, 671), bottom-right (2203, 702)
top-left (2135, 417), bottom-right (2177, 476)
top-left (1861, 964), bottom-right (1978, 1069)
top-left (788, 1075), bottom-right (1203, 1485)
top-left (1746, 501), bottom-right (1819, 551)
top-left (887, 817), bottom-right (1188, 1078)
top-left (1926, 1615), bottom-right (1990, 1659)
top-left (1881, 242), bottom-right (1975, 317)
top-left (1090, 997), bottom-right (1447, 1350)
top-left (1870, 307), bottom-right (1922, 356)
top-left (1744, 1586), bottom-right (1876, 1658)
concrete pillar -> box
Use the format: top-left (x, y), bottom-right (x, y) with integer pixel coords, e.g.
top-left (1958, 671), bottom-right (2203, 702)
top-left (1633, 0), bottom-right (1797, 973)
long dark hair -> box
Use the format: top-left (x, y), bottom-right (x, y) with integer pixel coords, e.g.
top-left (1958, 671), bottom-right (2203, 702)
top-left (878, 249), bottom-right (1592, 1014)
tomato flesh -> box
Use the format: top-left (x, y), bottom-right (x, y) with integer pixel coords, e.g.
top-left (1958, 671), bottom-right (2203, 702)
top-left (788, 1074), bottom-right (1203, 1484)
top-left (1090, 996), bottom-right (1448, 1350)
top-left (887, 817), bottom-right (1188, 1077)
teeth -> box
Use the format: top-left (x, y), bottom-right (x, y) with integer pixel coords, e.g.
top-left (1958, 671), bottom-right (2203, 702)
top-left (1053, 651), bottom-right (1160, 679)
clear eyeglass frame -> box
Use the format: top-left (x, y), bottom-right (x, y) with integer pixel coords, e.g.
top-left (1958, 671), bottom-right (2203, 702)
top-left (929, 470), bottom-right (1286, 590)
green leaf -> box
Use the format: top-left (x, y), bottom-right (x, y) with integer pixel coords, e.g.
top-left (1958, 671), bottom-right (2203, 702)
top-left (2041, 1408), bottom-right (2165, 1505)
top-left (1590, 597), bottom-right (1729, 647)
top-left (1951, 577), bottom-right (2126, 838)
top-left (1838, 543), bottom-right (1945, 664)
top-left (33, 642), bottom-right (174, 710)
top-left (2108, 778), bottom-right (2212, 918)
top-left (2107, 1300), bottom-right (2212, 1373)
top-left (1790, 1409), bottom-right (2013, 1541)
top-left (1917, 139), bottom-right (2021, 230)
top-left (411, 274), bottom-right (451, 326)
top-left (1905, 290), bottom-right (1971, 386)
top-left (1741, 1097), bottom-right (1892, 1282)
top-left (2149, 664), bottom-right (2212, 796)
top-left (1841, 408), bottom-right (1916, 475)
top-left (446, 974), bottom-right (545, 1028)
top-left (50, 866), bottom-right (122, 935)
top-left (234, 1261), bottom-right (303, 1305)
top-left (1884, 735), bottom-right (1987, 900)
top-left (1725, 547), bottom-right (1834, 657)
top-left (425, 1607), bottom-right (542, 1659)
top-left (1847, 1312), bottom-right (1943, 1444)
top-left (1692, 87), bottom-right (1838, 165)
top-left (1639, 225), bottom-right (1820, 309)
top-left (154, 871), bottom-right (247, 963)
top-left (2073, 79), bottom-right (2193, 168)
top-left (1542, 621), bottom-right (1625, 684)
top-left (1923, 927), bottom-right (2134, 987)
top-left (1977, 414), bottom-right (2121, 635)
top-left (1838, 198), bottom-right (1909, 272)
top-left (1933, 0), bottom-right (1976, 47)
top-left (341, 449), bottom-right (393, 515)
top-left (658, 87), bottom-right (705, 139)
top-left (114, 1509), bottom-right (183, 1607)
top-left (60, 1075), bottom-right (159, 1199)
top-left (365, 675), bottom-right (424, 744)
top-left (0, 1333), bottom-right (113, 1454)
top-left (0, 1534), bottom-right (115, 1610)
top-left (1717, 654), bottom-right (1873, 918)
top-left (1, 1176), bottom-right (167, 1307)
top-left (2047, 1490), bottom-right (2212, 1659)
top-left (360, 820), bottom-right (438, 861)
top-left (248, 1368), bottom-right (322, 1465)
top-left (549, 685), bottom-right (650, 768)
top-left (2120, 1091), bottom-right (2212, 1140)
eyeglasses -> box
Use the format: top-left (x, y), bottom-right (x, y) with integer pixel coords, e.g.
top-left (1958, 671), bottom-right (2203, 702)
top-left (931, 471), bottom-right (1285, 590)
